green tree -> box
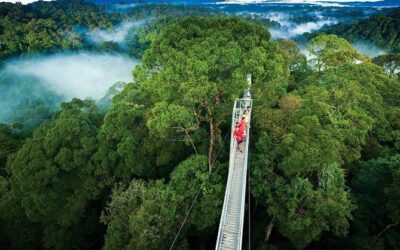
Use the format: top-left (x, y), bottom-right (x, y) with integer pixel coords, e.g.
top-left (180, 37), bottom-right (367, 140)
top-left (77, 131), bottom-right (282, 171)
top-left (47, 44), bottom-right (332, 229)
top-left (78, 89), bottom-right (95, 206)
top-left (250, 58), bottom-right (398, 248)
top-left (135, 16), bottom-right (286, 172)
top-left (372, 54), bottom-right (400, 75)
top-left (308, 34), bottom-right (364, 71)
top-left (102, 155), bottom-right (223, 250)
top-left (0, 176), bottom-right (42, 250)
top-left (311, 10), bottom-right (400, 54)
top-left (276, 39), bottom-right (310, 89)
top-left (7, 98), bottom-right (103, 249)
top-left (348, 153), bottom-right (400, 249)
top-left (95, 83), bottom-right (186, 185)
top-left (0, 124), bottom-right (22, 174)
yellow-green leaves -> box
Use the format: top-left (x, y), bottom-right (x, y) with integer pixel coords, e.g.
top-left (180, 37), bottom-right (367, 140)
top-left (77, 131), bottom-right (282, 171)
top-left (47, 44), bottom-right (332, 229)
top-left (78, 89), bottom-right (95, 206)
top-left (308, 34), bottom-right (364, 71)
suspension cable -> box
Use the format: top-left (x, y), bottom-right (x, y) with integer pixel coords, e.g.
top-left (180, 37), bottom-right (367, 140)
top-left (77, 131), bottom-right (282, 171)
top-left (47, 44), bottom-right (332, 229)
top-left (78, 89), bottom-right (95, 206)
top-left (169, 187), bottom-right (202, 250)
top-left (248, 158), bottom-right (251, 250)
top-left (169, 132), bottom-right (231, 250)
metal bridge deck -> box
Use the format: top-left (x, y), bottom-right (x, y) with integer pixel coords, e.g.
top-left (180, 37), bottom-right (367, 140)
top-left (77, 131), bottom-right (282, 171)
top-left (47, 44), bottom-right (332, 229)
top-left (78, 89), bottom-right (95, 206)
top-left (216, 98), bottom-right (252, 250)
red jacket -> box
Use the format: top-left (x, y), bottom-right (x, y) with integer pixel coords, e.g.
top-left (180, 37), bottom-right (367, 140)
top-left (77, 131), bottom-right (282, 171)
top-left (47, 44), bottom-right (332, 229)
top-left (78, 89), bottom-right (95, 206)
top-left (233, 129), bottom-right (244, 142)
top-left (238, 120), bottom-right (246, 133)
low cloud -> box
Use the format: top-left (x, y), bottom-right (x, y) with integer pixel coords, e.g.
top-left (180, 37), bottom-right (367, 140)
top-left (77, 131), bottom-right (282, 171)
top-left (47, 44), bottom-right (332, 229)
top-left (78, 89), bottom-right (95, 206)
top-left (112, 3), bottom-right (138, 10)
top-left (352, 42), bottom-right (387, 58)
top-left (4, 52), bottom-right (139, 100)
top-left (87, 21), bottom-right (143, 45)
top-left (243, 11), bottom-right (338, 39)
top-left (216, 0), bottom-right (382, 6)
top-left (0, 52), bottom-right (139, 125)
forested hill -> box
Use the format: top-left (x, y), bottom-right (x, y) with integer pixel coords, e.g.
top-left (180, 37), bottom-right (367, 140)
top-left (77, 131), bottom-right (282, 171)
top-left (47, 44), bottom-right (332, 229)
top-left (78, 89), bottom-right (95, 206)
top-left (0, 0), bottom-right (117, 57)
top-left (302, 8), bottom-right (400, 53)
top-left (0, 0), bottom-right (221, 58)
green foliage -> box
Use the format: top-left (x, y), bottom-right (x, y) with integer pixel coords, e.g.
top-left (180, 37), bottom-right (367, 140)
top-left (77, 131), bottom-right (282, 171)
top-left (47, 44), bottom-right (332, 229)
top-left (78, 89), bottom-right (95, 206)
top-left (347, 153), bottom-right (400, 249)
top-left (0, 0), bottom-right (119, 57)
top-left (96, 84), bottom-right (149, 182)
top-left (252, 130), bottom-right (354, 248)
top-left (0, 176), bottom-right (43, 250)
top-left (0, 2), bottom-right (223, 58)
top-left (250, 38), bottom-right (399, 248)
top-left (308, 34), bottom-right (364, 71)
top-left (96, 83), bottom-right (185, 184)
top-left (372, 54), bottom-right (400, 75)
top-left (7, 98), bottom-right (103, 249)
top-left (1, 3), bottom-right (400, 249)
top-left (0, 124), bottom-right (22, 173)
top-left (273, 168), bottom-right (352, 249)
top-left (135, 16), bottom-right (285, 170)
top-left (302, 8), bottom-right (400, 53)
top-left (102, 155), bottom-right (223, 250)
top-left (124, 6), bottom-right (222, 58)
top-left (276, 39), bottom-right (311, 89)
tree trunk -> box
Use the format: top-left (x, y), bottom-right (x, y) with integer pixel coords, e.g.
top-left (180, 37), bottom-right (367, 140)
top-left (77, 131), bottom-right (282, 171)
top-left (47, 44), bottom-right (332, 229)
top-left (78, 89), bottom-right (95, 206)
top-left (264, 217), bottom-right (275, 243)
top-left (208, 118), bottom-right (217, 173)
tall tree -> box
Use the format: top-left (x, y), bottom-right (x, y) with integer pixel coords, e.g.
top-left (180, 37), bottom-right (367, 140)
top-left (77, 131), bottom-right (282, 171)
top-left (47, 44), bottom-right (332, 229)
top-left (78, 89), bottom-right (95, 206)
top-left (0, 124), bottom-right (22, 174)
top-left (250, 40), bottom-right (397, 247)
top-left (95, 83), bottom-right (187, 185)
top-left (0, 176), bottom-right (42, 250)
top-left (348, 152), bottom-right (400, 249)
top-left (7, 98), bottom-right (104, 250)
top-left (102, 155), bottom-right (223, 250)
top-left (134, 16), bottom-right (286, 172)
top-left (308, 34), bottom-right (364, 71)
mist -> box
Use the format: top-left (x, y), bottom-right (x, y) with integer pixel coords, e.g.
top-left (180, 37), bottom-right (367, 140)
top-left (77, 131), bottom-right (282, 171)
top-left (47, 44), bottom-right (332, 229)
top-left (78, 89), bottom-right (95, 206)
top-left (352, 42), bottom-right (387, 58)
top-left (112, 3), bottom-right (138, 10)
top-left (228, 6), bottom-right (383, 40)
top-left (5, 53), bottom-right (138, 99)
top-left (87, 21), bottom-right (145, 45)
top-left (0, 52), bottom-right (139, 127)
top-left (263, 12), bottom-right (338, 39)
top-left (88, 22), bottom-right (134, 44)
top-left (269, 19), bottom-right (337, 38)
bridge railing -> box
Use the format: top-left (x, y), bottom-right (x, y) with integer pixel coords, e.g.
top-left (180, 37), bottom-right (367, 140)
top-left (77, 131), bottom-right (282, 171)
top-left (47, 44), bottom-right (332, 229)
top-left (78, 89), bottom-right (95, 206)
top-left (215, 97), bottom-right (252, 250)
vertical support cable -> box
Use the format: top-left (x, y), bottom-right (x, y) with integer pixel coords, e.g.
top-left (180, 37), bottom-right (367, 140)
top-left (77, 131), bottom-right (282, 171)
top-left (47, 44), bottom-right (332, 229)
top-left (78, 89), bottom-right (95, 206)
top-left (248, 160), bottom-right (250, 250)
top-left (247, 73), bottom-right (252, 250)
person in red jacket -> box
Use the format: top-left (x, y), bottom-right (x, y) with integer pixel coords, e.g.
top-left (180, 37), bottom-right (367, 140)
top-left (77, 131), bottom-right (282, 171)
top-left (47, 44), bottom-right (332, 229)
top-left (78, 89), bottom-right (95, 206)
top-left (238, 116), bottom-right (247, 136)
top-left (233, 125), bottom-right (244, 152)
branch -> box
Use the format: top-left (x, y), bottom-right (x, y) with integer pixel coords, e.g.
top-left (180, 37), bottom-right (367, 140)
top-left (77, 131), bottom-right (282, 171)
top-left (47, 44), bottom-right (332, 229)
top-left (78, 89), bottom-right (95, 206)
top-left (168, 126), bottom-right (198, 155)
top-left (183, 128), bottom-right (198, 155)
top-left (194, 110), bottom-right (208, 122)
top-left (264, 216), bottom-right (275, 244)
top-left (374, 221), bottom-right (399, 245)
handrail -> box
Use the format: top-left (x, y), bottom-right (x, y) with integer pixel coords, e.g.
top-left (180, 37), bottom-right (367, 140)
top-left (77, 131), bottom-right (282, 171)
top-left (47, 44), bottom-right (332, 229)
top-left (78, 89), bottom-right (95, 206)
top-left (237, 100), bottom-right (251, 249)
top-left (215, 100), bottom-right (238, 248)
top-left (215, 97), bottom-right (252, 250)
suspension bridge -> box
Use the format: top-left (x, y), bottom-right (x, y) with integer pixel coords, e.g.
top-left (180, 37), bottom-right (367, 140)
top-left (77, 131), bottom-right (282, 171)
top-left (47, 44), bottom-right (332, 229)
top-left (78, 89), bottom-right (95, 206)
top-left (215, 75), bottom-right (252, 250)
top-left (169, 75), bottom-right (253, 250)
